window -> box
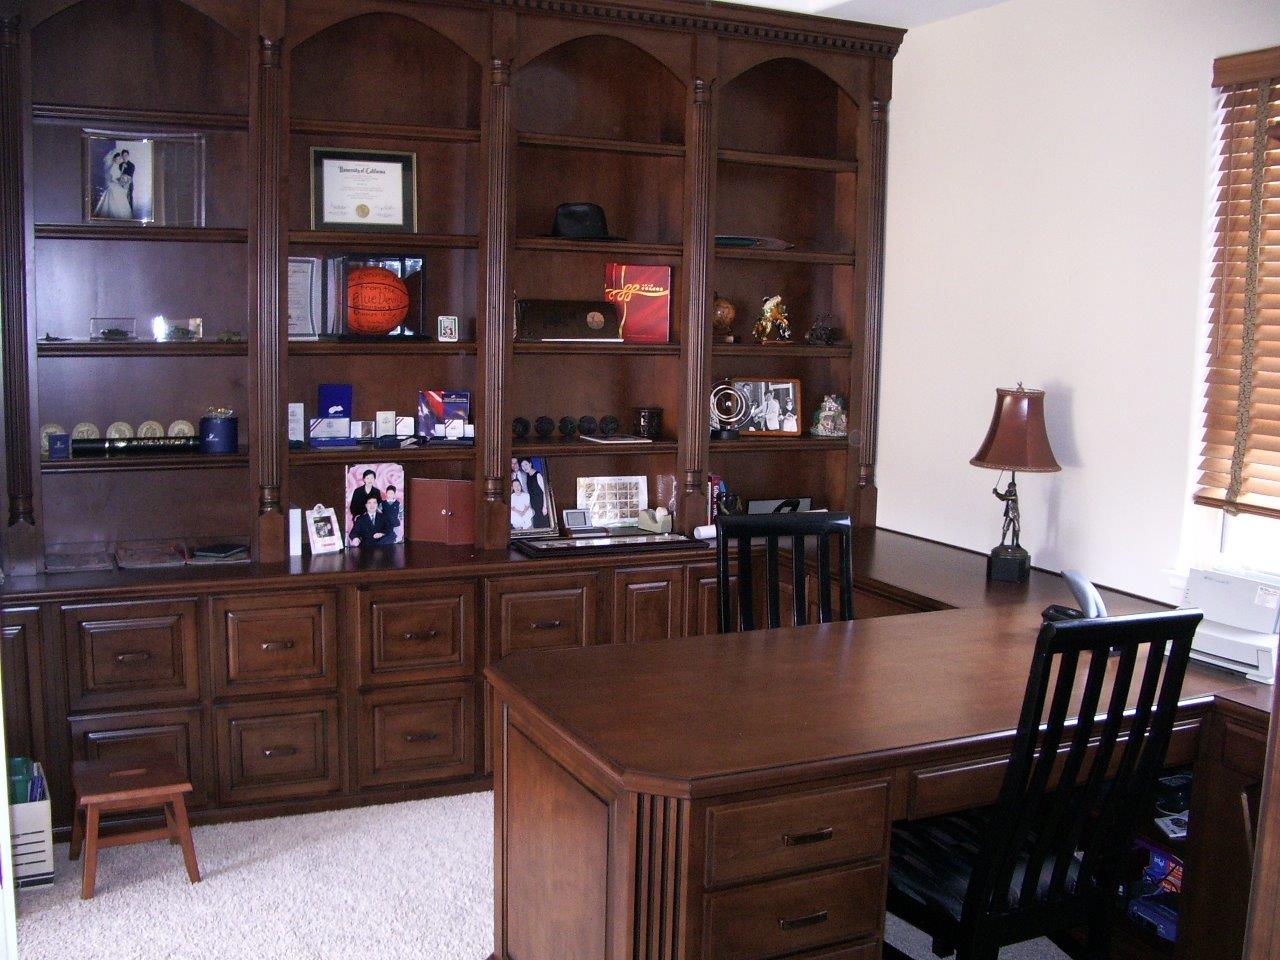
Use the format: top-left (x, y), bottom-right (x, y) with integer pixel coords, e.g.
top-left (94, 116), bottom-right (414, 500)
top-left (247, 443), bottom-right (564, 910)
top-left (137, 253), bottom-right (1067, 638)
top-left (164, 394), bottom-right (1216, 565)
top-left (1195, 46), bottom-right (1280, 519)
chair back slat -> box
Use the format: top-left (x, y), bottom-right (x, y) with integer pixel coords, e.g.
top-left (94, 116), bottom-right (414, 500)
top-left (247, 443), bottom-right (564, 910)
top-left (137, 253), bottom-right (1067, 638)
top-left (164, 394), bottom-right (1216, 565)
top-left (962, 609), bottom-right (1201, 936)
top-left (714, 513), bottom-right (855, 632)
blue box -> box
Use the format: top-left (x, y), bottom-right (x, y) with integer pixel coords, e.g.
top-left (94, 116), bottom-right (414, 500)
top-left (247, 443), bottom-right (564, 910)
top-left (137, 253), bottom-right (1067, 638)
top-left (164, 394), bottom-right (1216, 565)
top-left (318, 383), bottom-right (353, 420)
top-left (47, 433), bottom-right (70, 460)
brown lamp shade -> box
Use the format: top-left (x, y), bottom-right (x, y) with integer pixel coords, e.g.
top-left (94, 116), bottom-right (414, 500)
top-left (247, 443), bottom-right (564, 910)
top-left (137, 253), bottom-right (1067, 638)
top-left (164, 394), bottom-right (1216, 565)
top-left (970, 386), bottom-right (1061, 473)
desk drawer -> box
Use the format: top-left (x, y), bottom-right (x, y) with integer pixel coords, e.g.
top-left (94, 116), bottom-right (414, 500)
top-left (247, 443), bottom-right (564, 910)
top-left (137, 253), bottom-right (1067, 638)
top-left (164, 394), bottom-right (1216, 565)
top-left (704, 863), bottom-right (882, 960)
top-left (706, 781), bottom-right (889, 887)
top-left (63, 599), bottom-right (200, 710)
top-left (1221, 720), bottom-right (1268, 778)
top-left (360, 582), bottom-right (475, 685)
top-left (486, 573), bottom-right (599, 662)
top-left (210, 591), bottom-right (337, 696)
top-left (357, 683), bottom-right (474, 787)
top-left (215, 697), bottom-right (340, 804)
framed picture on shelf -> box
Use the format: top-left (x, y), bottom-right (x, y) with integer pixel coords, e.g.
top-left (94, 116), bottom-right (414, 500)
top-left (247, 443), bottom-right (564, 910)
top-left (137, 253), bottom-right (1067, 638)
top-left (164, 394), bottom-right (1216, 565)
top-left (576, 475), bottom-right (649, 527)
top-left (287, 257), bottom-right (324, 339)
top-left (344, 463), bottom-right (406, 547)
top-left (305, 504), bottom-right (344, 554)
top-left (82, 131), bottom-right (204, 226)
top-left (510, 455), bottom-right (556, 538)
top-left (310, 147), bottom-right (417, 233)
top-left (735, 378), bottom-right (803, 435)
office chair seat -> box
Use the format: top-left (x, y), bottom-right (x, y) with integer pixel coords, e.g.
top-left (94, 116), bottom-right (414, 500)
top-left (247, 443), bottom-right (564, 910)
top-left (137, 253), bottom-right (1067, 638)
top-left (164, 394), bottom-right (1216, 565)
top-left (889, 809), bottom-right (1081, 932)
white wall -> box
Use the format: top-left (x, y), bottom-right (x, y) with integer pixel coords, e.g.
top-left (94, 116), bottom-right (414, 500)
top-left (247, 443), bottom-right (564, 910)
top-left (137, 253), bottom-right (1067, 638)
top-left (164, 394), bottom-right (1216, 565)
top-left (878, 0), bottom-right (1280, 603)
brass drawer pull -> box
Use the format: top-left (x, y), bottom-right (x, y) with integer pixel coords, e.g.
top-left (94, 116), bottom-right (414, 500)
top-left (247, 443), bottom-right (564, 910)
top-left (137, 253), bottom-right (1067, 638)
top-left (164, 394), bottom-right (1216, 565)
top-left (114, 651), bottom-right (151, 663)
top-left (402, 629), bottom-right (439, 642)
top-left (260, 640), bottom-right (295, 651)
top-left (262, 746), bottom-right (298, 758)
top-left (782, 827), bottom-right (834, 847)
top-left (403, 731), bottom-right (440, 743)
top-left (530, 619), bottom-right (563, 630)
top-left (778, 910), bottom-right (828, 931)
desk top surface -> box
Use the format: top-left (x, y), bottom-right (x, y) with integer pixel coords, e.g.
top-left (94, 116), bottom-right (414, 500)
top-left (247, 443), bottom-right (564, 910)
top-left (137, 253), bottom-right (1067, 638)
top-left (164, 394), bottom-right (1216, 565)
top-left (487, 596), bottom-right (1266, 799)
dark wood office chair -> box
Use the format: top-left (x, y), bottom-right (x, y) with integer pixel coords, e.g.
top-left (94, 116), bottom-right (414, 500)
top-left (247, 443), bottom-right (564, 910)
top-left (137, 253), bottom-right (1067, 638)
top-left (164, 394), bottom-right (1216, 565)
top-left (714, 512), bottom-right (854, 632)
top-left (885, 608), bottom-right (1202, 960)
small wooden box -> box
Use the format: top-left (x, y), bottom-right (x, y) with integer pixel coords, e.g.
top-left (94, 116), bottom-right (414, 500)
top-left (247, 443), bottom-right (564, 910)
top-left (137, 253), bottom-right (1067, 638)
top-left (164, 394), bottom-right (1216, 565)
top-left (409, 479), bottom-right (474, 546)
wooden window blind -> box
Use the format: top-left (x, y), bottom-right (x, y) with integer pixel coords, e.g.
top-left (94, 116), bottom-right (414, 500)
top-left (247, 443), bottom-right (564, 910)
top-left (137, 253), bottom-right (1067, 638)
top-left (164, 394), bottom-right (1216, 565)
top-left (1196, 47), bottom-right (1280, 519)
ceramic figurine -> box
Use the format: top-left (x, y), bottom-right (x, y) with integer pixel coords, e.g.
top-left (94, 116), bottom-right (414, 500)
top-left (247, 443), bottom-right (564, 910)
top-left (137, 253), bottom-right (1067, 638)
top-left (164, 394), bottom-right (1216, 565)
top-left (805, 314), bottom-right (839, 346)
top-left (753, 295), bottom-right (792, 343)
top-left (712, 293), bottom-right (737, 342)
top-left (810, 394), bottom-right (849, 437)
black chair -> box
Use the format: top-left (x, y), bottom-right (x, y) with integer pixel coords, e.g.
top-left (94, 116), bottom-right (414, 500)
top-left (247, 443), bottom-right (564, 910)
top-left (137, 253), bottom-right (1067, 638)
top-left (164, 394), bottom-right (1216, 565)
top-left (714, 512), bottom-right (855, 632)
top-left (885, 608), bottom-right (1202, 960)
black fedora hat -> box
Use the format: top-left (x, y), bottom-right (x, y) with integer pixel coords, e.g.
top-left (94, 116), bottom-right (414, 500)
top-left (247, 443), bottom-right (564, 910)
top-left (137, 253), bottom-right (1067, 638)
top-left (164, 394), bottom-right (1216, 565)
top-left (548, 202), bottom-right (625, 242)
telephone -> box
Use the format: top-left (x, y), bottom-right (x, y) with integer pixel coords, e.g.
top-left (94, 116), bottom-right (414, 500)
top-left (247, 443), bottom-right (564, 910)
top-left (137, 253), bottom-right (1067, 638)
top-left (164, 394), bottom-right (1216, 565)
top-left (1042, 569), bottom-right (1109, 623)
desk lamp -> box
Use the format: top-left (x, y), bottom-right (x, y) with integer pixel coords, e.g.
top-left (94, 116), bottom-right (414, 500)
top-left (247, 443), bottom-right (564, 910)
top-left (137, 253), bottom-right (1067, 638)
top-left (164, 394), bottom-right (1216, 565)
top-left (970, 384), bottom-right (1060, 582)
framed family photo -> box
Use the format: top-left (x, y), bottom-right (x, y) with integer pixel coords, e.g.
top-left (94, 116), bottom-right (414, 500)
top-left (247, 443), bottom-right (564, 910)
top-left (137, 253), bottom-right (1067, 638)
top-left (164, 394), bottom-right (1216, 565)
top-left (510, 455), bottom-right (557, 538)
top-left (735, 378), bottom-right (803, 436)
top-left (83, 131), bottom-right (204, 226)
top-left (311, 147), bottom-right (417, 233)
top-left (344, 463), bottom-right (406, 547)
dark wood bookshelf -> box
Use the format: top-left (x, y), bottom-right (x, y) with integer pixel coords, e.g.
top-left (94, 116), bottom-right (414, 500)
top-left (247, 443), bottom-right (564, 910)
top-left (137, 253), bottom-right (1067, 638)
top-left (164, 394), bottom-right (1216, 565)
top-left (288, 230), bottom-right (480, 249)
top-left (513, 237), bottom-right (683, 257)
top-left (512, 438), bottom-right (679, 457)
top-left (37, 340), bottom-right (248, 357)
top-left (40, 452), bottom-right (250, 474)
top-left (34, 224), bottom-right (248, 243)
top-left (710, 436), bottom-right (848, 453)
top-left (288, 340), bottom-right (477, 356)
top-left (518, 132), bottom-right (685, 157)
top-left (717, 148), bottom-right (857, 173)
top-left (713, 247), bottom-right (855, 265)
top-left (290, 117), bottom-right (480, 143)
top-left (32, 103), bottom-right (248, 129)
top-left (512, 341), bottom-right (680, 356)
top-left (289, 446), bottom-right (476, 465)
top-left (711, 342), bottom-right (853, 358)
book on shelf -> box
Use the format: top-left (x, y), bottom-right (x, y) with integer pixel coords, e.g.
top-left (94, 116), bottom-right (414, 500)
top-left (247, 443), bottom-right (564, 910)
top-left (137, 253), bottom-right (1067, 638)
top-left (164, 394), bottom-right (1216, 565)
top-left (604, 263), bottom-right (672, 344)
top-left (188, 542), bottom-right (250, 564)
top-left (114, 540), bottom-right (188, 569)
top-left (44, 544), bottom-right (115, 573)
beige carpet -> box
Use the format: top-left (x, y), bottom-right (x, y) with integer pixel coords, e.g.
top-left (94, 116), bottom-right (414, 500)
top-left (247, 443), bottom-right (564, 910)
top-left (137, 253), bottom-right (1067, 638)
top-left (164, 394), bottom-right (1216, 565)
top-left (15, 790), bottom-right (1067, 960)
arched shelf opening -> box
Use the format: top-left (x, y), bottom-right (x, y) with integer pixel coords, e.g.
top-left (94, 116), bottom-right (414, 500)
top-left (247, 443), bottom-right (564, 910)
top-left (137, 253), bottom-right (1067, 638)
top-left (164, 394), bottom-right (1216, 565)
top-left (719, 57), bottom-right (857, 163)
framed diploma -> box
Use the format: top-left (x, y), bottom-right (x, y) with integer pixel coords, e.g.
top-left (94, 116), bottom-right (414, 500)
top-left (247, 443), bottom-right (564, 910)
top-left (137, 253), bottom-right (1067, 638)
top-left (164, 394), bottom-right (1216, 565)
top-left (310, 147), bottom-right (417, 233)
top-left (287, 256), bottom-right (323, 338)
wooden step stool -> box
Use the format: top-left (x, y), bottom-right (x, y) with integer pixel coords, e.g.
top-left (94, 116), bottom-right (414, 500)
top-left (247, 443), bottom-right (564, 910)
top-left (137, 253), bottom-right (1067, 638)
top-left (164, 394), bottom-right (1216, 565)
top-left (69, 755), bottom-right (201, 899)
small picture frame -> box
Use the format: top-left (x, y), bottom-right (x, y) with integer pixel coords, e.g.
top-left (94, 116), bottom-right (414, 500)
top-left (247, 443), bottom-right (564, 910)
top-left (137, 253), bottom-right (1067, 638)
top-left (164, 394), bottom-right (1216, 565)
top-left (310, 147), bottom-right (417, 233)
top-left (734, 378), bottom-right (803, 436)
top-left (576, 475), bottom-right (649, 527)
top-left (287, 256), bottom-right (324, 339)
top-left (305, 504), bottom-right (344, 554)
top-left (438, 315), bottom-right (459, 342)
top-left (510, 455), bottom-right (557, 538)
top-left (83, 131), bottom-right (204, 226)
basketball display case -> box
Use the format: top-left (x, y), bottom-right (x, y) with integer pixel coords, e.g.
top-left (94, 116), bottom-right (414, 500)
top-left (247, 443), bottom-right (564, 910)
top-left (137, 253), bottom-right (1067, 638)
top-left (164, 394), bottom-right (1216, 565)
top-left (326, 255), bottom-right (426, 338)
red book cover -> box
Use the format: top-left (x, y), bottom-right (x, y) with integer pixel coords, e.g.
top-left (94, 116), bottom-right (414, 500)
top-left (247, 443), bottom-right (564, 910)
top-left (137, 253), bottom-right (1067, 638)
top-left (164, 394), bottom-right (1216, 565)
top-left (605, 263), bottom-right (672, 343)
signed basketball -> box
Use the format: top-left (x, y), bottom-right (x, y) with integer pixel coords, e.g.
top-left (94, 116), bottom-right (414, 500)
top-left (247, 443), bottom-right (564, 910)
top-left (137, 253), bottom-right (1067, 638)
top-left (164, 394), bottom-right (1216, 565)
top-left (347, 267), bottom-right (409, 335)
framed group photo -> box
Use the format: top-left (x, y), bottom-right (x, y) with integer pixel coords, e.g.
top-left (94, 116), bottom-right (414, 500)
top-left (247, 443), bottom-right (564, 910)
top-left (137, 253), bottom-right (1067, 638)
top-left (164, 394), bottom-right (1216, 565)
top-left (344, 463), bottom-right (406, 547)
top-left (736, 378), bottom-right (803, 435)
top-left (510, 455), bottom-right (557, 537)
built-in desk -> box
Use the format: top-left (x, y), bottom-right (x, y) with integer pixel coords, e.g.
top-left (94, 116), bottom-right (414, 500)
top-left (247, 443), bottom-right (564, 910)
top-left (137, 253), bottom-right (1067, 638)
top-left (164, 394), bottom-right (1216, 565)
top-left (485, 562), bottom-right (1269, 960)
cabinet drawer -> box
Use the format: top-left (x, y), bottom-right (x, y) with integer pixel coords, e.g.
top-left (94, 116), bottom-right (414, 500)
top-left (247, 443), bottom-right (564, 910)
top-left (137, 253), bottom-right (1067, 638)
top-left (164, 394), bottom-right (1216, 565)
top-left (358, 682), bottom-right (474, 787)
top-left (215, 697), bottom-right (340, 804)
top-left (707, 781), bottom-right (889, 887)
top-left (486, 574), bottom-right (600, 662)
top-left (63, 599), bottom-right (200, 710)
top-left (704, 863), bottom-right (883, 960)
top-left (1221, 719), bottom-right (1268, 778)
top-left (360, 582), bottom-right (475, 685)
top-left (210, 590), bottom-right (337, 696)
top-left (69, 706), bottom-right (209, 806)
top-left (613, 565), bottom-right (684, 643)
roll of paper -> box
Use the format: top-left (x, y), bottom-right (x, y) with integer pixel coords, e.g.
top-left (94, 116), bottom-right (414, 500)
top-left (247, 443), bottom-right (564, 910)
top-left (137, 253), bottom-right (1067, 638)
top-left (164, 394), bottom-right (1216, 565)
top-left (693, 524), bottom-right (717, 541)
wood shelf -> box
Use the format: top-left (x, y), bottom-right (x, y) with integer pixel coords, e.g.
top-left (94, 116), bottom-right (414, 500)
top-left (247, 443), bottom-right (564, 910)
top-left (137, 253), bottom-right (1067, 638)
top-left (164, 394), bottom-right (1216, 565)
top-left (518, 132), bottom-right (684, 157)
top-left (35, 224), bottom-right (248, 243)
top-left (32, 103), bottom-right (248, 130)
top-left (37, 340), bottom-right (248, 358)
top-left (514, 237), bottom-right (682, 257)
top-left (290, 117), bottom-right (479, 143)
top-left (710, 436), bottom-right (848, 453)
top-left (41, 453), bottom-right (250, 474)
top-left (711, 342), bottom-right (853, 358)
top-left (718, 148), bottom-right (857, 173)
top-left (289, 340), bottom-right (477, 357)
top-left (289, 446), bottom-right (476, 466)
top-left (288, 231), bottom-right (479, 250)
top-left (512, 438), bottom-right (678, 457)
top-left (513, 341), bottom-right (680, 356)
top-left (714, 247), bottom-right (854, 265)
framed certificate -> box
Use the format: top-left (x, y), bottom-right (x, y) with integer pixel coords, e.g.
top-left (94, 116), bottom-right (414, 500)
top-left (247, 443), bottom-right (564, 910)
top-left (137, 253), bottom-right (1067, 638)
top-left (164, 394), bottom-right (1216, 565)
top-left (287, 256), bottom-right (323, 338)
top-left (310, 147), bottom-right (417, 233)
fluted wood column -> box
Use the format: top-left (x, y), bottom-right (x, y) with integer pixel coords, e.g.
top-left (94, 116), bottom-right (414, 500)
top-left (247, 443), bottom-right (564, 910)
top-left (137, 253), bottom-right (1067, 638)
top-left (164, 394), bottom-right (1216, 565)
top-left (250, 36), bottom-right (285, 560)
top-left (856, 96), bottom-right (888, 525)
top-left (481, 57), bottom-right (513, 545)
top-left (678, 77), bottom-right (714, 531)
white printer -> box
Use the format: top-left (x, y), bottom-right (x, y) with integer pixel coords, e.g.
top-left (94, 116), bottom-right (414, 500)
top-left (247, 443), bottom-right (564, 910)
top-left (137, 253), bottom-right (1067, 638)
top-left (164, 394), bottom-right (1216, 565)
top-left (1184, 568), bottom-right (1280, 684)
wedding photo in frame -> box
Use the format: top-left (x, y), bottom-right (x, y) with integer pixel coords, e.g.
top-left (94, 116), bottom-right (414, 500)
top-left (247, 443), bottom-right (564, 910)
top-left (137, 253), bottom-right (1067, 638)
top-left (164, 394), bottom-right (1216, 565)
top-left (310, 147), bottom-right (418, 233)
top-left (82, 131), bottom-right (205, 226)
top-left (735, 378), bottom-right (803, 436)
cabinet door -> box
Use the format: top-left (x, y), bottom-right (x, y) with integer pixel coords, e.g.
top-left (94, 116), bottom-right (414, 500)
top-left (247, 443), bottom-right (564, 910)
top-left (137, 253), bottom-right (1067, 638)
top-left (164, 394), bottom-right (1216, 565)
top-left (69, 706), bottom-right (209, 806)
top-left (613, 565), bottom-right (684, 643)
top-left (214, 697), bottom-right (341, 804)
top-left (485, 573), bottom-right (600, 663)
top-left (686, 561), bottom-right (737, 637)
top-left (1, 607), bottom-right (42, 760)
top-left (63, 599), bottom-right (200, 711)
top-left (359, 581), bottom-right (475, 685)
top-left (357, 682), bottom-right (474, 787)
top-left (209, 590), bottom-right (338, 697)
